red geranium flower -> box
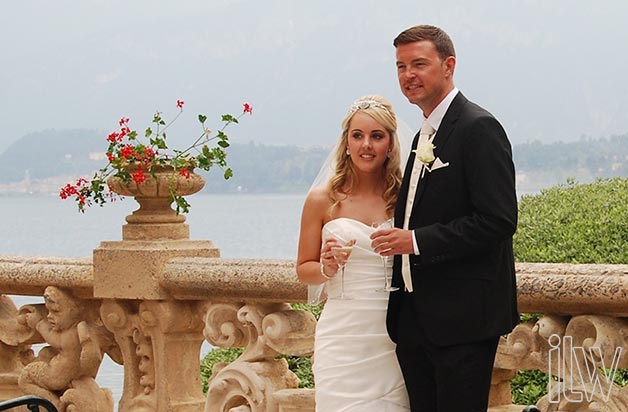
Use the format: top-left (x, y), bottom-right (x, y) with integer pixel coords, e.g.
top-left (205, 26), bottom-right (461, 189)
top-left (120, 144), bottom-right (137, 159)
top-left (179, 168), bottom-right (191, 179)
top-left (107, 132), bottom-right (121, 143)
top-left (132, 169), bottom-right (146, 184)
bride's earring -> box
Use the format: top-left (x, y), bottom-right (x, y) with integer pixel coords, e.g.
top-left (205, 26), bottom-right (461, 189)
top-left (346, 148), bottom-right (350, 156)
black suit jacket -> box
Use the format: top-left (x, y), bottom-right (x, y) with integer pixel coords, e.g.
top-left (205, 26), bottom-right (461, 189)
top-left (387, 92), bottom-right (519, 346)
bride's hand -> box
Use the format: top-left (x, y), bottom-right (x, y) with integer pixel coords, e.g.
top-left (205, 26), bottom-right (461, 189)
top-left (329, 239), bottom-right (356, 266)
top-left (320, 237), bottom-right (343, 277)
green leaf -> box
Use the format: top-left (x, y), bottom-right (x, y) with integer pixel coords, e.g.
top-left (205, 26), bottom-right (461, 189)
top-left (202, 145), bottom-right (214, 159)
top-left (174, 195), bottom-right (191, 215)
top-left (151, 137), bottom-right (168, 150)
top-left (145, 127), bottom-right (153, 137)
top-left (217, 140), bottom-right (230, 148)
top-left (223, 168), bottom-right (233, 179)
top-left (198, 114), bottom-right (207, 124)
top-left (196, 155), bottom-right (211, 170)
top-left (221, 114), bottom-right (236, 123)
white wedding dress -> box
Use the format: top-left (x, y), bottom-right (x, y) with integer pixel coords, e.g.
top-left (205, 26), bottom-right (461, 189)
top-left (313, 217), bottom-right (410, 412)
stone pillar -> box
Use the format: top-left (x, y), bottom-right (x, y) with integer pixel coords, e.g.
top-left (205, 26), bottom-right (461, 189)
top-left (94, 169), bottom-right (215, 412)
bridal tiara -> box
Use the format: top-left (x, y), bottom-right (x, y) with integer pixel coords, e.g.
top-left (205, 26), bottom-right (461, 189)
top-left (348, 99), bottom-right (389, 114)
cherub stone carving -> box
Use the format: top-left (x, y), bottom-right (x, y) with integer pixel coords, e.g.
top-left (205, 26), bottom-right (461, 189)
top-left (0, 294), bottom-right (35, 372)
top-left (17, 286), bottom-right (116, 412)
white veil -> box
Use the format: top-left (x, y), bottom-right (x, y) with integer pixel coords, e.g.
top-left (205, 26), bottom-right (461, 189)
top-left (306, 117), bottom-right (416, 304)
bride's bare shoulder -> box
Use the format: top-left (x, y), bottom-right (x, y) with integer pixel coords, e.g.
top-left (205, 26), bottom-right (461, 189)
top-left (303, 185), bottom-right (332, 210)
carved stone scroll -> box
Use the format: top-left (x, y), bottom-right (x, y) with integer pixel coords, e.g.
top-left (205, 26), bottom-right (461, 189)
top-left (204, 303), bottom-right (315, 412)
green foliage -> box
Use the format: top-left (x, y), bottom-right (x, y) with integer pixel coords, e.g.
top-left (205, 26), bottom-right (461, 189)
top-left (514, 177), bottom-right (628, 264)
top-left (199, 346), bottom-right (244, 394)
top-left (511, 370), bottom-right (549, 406)
top-left (291, 302), bottom-right (323, 320)
top-left (512, 177), bottom-right (628, 406)
top-left (519, 313), bottom-right (542, 324)
top-left (608, 369), bottom-right (628, 386)
top-left (279, 354), bottom-right (315, 388)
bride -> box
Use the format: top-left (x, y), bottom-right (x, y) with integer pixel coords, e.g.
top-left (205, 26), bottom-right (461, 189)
top-left (296, 95), bottom-right (410, 411)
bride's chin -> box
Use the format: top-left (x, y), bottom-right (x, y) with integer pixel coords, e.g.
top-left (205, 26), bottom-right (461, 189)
top-left (355, 164), bottom-right (385, 175)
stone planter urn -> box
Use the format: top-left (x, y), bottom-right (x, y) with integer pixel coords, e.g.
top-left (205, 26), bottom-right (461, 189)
top-left (106, 165), bottom-right (205, 241)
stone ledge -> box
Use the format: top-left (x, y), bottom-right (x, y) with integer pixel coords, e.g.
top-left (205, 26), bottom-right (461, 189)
top-left (162, 257), bottom-right (307, 302)
top-left (517, 273), bottom-right (628, 315)
top-left (0, 255), bottom-right (93, 298)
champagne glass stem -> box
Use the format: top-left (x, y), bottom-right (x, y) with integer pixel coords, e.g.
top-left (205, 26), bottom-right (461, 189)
top-left (382, 256), bottom-right (389, 290)
top-left (339, 264), bottom-right (346, 299)
top-left (382, 255), bottom-right (398, 292)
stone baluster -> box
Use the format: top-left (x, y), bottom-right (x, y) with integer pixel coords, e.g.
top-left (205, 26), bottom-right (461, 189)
top-left (100, 299), bottom-right (207, 412)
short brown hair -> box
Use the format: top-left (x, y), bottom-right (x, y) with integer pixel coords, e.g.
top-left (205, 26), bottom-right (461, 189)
top-left (393, 25), bottom-right (456, 61)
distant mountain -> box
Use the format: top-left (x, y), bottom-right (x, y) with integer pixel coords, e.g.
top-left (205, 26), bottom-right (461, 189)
top-left (0, 129), bottom-right (330, 193)
top-left (0, 129), bottom-right (105, 182)
top-left (512, 134), bottom-right (628, 191)
top-left (0, 129), bottom-right (626, 194)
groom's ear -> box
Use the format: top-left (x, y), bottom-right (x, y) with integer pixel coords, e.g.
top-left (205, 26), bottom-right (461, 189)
top-left (443, 56), bottom-right (456, 78)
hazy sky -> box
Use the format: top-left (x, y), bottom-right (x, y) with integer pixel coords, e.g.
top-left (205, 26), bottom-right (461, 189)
top-left (2, 0), bottom-right (628, 153)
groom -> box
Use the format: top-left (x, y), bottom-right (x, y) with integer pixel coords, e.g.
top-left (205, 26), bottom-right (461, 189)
top-left (371, 25), bottom-right (519, 411)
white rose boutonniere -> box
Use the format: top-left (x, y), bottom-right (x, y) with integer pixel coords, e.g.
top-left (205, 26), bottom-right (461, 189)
top-left (414, 142), bottom-right (436, 165)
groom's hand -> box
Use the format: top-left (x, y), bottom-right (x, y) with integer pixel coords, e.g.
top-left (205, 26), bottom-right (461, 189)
top-left (370, 228), bottom-right (415, 257)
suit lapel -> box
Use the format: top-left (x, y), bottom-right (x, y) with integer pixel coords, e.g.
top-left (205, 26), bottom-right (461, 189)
top-left (411, 92), bottom-right (467, 208)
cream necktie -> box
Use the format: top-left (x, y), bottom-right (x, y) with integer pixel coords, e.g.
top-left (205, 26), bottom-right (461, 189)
top-left (402, 120), bottom-right (435, 292)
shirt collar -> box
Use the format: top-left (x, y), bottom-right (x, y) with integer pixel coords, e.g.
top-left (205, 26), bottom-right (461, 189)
top-left (424, 87), bottom-right (459, 131)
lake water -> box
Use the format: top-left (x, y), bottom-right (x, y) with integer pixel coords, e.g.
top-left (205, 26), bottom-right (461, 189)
top-left (0, 193), bottom-right (307, 407)
top-left (0, 193), bottom-right (306, 259)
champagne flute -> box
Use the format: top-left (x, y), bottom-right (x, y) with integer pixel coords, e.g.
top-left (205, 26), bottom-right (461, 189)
top-left (371, 219), bottom-right (399, 292)
top-left (331, 242), bottom-right (354, 300)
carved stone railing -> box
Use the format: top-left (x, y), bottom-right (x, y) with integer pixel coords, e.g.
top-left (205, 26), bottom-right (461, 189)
top-left (1, 254), bottom-right (628, 412)
top-left (494, 263), bottom-right (628, 412)
top-left (0, 254), bottom-right (317, 412)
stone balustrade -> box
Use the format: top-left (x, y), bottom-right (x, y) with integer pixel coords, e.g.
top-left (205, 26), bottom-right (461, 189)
top-left (1, 254), bottom-right (628, 412)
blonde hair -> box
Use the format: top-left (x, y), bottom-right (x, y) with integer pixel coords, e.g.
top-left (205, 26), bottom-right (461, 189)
top-left (328, 95), bottom-right (402, 215)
